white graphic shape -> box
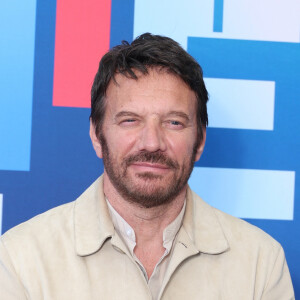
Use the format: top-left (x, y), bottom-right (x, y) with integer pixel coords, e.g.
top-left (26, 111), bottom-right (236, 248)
top-left (205, 78), bottom-right (275, 130)
top-left (189, 167), bottom-right (295, 220)
top-left (134, 0), bottom-right (300, 49)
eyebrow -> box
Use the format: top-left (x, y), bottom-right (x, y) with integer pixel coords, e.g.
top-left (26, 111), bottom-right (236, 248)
top-left (166, 111), bottom-right (191, 121)
top-left (115, 111), bottom-right (140, 119)
top-left (114, 110), bottom-right (191, 121)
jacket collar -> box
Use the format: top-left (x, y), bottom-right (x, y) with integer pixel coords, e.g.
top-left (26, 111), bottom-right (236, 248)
top-left (74, 176), bottom-right (115, 256)
top-left (183, 187), bottom-right (229, 254)
top-left (73, 175), bottom-right (229, 256)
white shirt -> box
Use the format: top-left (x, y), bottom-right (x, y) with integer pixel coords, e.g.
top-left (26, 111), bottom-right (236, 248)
top-left (106, 199), bottom-right (186, 300)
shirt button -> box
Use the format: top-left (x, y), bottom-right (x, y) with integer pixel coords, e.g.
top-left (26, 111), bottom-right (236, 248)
top-left (126, 229), bottom-right (132, 236)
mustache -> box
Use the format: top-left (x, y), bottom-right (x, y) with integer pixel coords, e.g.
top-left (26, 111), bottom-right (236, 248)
top-left (125, 151), bottom-right (179, 169)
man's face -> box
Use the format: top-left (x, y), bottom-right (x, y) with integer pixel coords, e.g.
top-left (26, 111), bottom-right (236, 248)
top-left (90, 68), bottom-right (205, 208)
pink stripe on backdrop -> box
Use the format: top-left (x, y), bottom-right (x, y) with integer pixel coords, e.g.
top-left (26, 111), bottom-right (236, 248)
top-left (53, 0), bottom-right (111, 107)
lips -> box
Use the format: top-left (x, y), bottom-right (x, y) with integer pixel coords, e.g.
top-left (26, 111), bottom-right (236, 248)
top-left (129, 162), bottom-right (172, 176)
top-left (125, 151), bottom-right (179, 170)
top-left (131, 162), bottom-right (170, 169)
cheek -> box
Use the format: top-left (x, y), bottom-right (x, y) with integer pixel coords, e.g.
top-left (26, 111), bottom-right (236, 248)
top-left (106, 130), bottom-right (138, 158)
top-left (168, 136), bottom-right (195, 161)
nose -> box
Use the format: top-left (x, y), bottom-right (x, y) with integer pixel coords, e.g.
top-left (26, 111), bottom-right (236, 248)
top-left (138, 120), bottom-right (166, 152)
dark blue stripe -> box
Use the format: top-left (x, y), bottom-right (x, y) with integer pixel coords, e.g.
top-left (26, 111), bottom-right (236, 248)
top-left (110, 0), bottom-right (135, 47)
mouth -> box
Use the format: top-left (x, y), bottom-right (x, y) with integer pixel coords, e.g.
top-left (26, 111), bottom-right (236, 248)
top-left (124, 151), bottom-right (179, 174)
top-left (129, 162), bottom-right (171, 174)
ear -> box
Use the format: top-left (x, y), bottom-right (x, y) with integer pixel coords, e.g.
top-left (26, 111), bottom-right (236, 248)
top-left (89, 120), bottom-right (103, 158)
top-left (194, 127), bottom-right (206, 162)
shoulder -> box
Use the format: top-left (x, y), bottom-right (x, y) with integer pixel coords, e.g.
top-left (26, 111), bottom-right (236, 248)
top-left (215, 205), bottom-right (279, 247)
top-left (1, 200), bottom-right (75, 250)
top-left (190, 189), bottom-right (282, 254)
top-left (186, 189), bottom-right (294, 299)
top-left (0, 200), bottom-right (77, 288)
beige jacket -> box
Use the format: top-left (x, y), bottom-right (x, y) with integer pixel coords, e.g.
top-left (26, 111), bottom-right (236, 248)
top-left (0, 176), bottom-right (294, 299)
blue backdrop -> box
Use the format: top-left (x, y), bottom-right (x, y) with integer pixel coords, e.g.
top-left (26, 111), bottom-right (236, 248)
top-left (0, 0), bottom-right (299, 296)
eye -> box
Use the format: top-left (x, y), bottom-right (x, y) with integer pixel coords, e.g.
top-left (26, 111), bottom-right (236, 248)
top-left (165, 120), bottom-right (184, 129)
top-left (119, 118), bottom-right (138, 127)
top-left (170, 120), bottom-right (181, 126)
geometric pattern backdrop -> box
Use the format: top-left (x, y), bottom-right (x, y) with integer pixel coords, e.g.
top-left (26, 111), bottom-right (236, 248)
top-left (0, 0), bottom-right (299, 296)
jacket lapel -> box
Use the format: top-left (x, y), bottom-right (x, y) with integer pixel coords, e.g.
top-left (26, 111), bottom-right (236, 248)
top-left (74, 176), bottom-right (115, 256)
top-left (160, 187), bottom-right (229, 298)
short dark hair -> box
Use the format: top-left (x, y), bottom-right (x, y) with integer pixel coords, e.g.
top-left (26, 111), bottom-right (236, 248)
top-left (90, 33), bottom-right (208, 141)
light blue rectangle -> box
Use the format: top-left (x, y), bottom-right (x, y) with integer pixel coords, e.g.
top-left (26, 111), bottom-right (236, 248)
top-left (189, 167), bottom-right (295, 220)
top-left (133, 0), bottom-right (214, 50)
top-left (204, 78), bottom-right (275, 130)
top-left (0, 1), bottom-right (37, 171)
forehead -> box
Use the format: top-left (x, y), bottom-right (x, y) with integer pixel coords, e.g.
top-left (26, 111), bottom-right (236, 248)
top-left (105, 68), bottom-right (197, 114)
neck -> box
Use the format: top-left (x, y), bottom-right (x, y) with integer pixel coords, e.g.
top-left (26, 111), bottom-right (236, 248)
top-left (103, 172), bottom-right (186, 277)
top-left (103, 172), bottom-right (186, 242)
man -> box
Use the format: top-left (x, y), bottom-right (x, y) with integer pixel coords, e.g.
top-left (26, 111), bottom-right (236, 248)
top-left (0, 33), bottom-right (294, 299)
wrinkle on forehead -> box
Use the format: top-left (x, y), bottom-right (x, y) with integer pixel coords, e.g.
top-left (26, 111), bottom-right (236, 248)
top-left (104, 68), bottom-right (198, 124)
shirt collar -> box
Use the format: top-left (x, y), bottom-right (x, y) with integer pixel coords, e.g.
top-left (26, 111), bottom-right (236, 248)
top-left (106, 199), bottom-right (136, 253)
top-left (73, 175), bottom-right (229, 256)
top-left (106, 198), bottom-right (186, 253)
